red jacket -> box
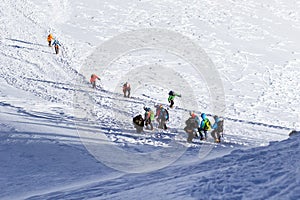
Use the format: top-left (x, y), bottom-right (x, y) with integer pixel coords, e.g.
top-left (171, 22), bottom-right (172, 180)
top-left (90, 74), bottom-right (99, 83)
top-left (123, 83), bottom-right (130, 91)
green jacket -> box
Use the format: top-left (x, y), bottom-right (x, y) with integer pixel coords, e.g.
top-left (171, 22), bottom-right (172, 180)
top-left (168, 93), bottom-right (181, 101)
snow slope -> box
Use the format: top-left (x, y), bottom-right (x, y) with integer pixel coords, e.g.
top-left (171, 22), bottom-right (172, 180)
top-left (24, 132), bottom-right (300, 200)
top-left (0, 0), bottom-right (299, 199)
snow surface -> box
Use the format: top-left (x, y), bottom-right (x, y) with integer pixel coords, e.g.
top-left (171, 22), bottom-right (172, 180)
top-left (0, 0), bottom-right (299, 199)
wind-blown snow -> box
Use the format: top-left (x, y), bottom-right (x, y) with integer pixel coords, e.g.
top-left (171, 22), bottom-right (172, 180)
top-left (0, 0), bottom-right (299, 199)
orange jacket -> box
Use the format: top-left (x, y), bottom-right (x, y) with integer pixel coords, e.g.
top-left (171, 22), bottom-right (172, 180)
top-left (47, 34), bottom-right (53, 42)
top-left (90, 74), bottom-right (99, 83)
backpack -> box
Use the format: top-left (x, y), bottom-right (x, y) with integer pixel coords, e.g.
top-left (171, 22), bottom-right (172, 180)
top-left (203, 118), bottom-right (211, 131)
top-left (184, 117), bottom-right (197, 133)
top-left (186, 118), bottom-right (197, 128)
top-left (165, 109), bottom-right (169, 121)
top-left (150, 110), bottom-right (155, 121)
top-left (217, 120), bottom-right (223, 132)
top-left (133, 115), bottom-right (144, 126)
top-left (160, 108), bottom-right (169, 121)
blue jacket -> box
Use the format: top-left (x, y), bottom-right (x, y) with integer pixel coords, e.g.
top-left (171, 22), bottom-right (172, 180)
top-left (212, 117), bottom-right (219, 129)
top-left (52, 40), bottom-right (61, 46)
top-left (200, 113), bottom-right (211, 130)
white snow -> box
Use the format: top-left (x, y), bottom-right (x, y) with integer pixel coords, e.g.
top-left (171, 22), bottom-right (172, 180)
top-left (0, 0), bottom-right (299, 199)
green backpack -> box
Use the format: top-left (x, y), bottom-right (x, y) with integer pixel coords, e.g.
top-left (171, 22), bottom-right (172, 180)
top-left (204, 119), bottom-right (211, 131)
top-left (150, 110), bottom-right (155, 121)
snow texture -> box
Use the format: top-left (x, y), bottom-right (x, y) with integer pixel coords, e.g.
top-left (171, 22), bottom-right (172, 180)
top-left (0, 0), bottom-right (299, 199)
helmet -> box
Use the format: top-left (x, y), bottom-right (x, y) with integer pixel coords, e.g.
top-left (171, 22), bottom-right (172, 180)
top-left (213, 115), bottom-right (218, 119)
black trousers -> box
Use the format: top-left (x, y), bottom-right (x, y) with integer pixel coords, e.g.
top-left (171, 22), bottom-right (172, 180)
top-left (169, 100), bottom-right (174, 108)
top-left (55, 45), bottom-right (59, 54)
top-left (198, 128), bottom-right (207, 139)
top-left (123, 89), bottom-right (130, 97)
top-left (145, 119), bottom-right (153, 130)
top-left (91, 81), bottom-right (96, 88)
